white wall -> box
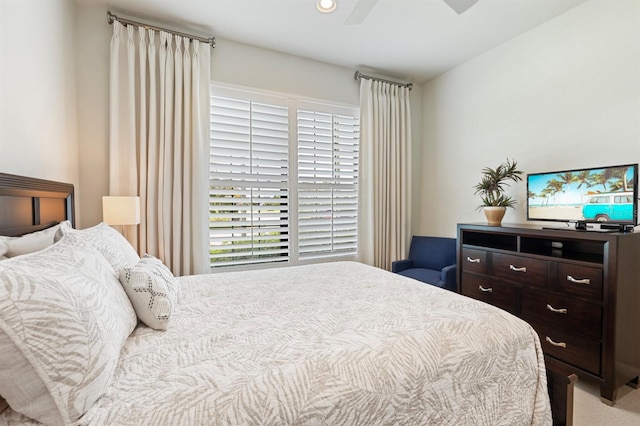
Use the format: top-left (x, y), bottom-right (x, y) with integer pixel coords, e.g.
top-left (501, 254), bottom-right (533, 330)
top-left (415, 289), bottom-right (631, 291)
top-left (75, 6), bottom-right (111, 229)
top-left (74, 5), bottom-right (423, 227)
top-left (416, 0), bottom-right (640, 237)
top-left (0, 0), bottom-right (79, 213)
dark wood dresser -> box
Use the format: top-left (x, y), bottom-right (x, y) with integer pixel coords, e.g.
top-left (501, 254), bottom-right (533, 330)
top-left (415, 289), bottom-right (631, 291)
top-left (457, 223), bottom-right (640, 405)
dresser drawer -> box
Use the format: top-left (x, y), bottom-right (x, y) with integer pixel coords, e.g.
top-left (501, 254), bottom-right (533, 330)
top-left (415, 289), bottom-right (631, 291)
top-left (460, 273), bottom-right (514, 313)
top-left (461, 248), bottom-right (487, 274)
top-left (491, 253), bottom-right (549, 288)
top-left (532, 321), bottom-right (601, 375)
top-left (521, 289), bottom-right (602, 340)
top-left (557, 263), bottom-right (603, 301)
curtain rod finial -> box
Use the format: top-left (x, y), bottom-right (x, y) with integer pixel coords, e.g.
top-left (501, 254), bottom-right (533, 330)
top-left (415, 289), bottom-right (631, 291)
top-left (107, 11), bottom-right (116, 25)
top-left (354, 70), bottom-right (412, 90)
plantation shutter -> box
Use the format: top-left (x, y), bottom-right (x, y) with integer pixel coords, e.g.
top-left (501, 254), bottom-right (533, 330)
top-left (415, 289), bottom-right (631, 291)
top-left (209, 89), bottom-right (289, 267)
top-left (297, 108), bottom-right (360, 258)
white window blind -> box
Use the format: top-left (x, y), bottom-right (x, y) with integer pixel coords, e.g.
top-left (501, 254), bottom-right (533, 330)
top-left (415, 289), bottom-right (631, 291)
top-left (297, 109), bottom-right (359, 259)
top-left (210, 84), bottom-right (359, 269)
top-left (210, 91), bottom-right (289, 267)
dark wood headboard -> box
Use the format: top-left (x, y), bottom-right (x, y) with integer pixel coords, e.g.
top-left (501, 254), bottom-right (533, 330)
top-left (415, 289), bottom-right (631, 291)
top-left (0, 173), bottom-right (75, 237)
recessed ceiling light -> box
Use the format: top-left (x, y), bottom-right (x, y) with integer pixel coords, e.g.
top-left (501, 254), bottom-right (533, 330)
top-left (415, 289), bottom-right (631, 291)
top-left (317, 0), bottom-right (337, 13)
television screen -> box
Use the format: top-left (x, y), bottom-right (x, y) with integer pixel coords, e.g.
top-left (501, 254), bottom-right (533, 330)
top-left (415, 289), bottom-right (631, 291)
top-left (527, 163), bottom-right (638, 225)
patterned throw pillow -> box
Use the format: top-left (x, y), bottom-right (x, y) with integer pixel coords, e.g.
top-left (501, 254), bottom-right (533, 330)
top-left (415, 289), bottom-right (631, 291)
top-left (119, 255), bottom-right (179, 330)
top-left (58, 221), bottom-right (140, 271)
top-left (0, 236), bottom-right (137, 425)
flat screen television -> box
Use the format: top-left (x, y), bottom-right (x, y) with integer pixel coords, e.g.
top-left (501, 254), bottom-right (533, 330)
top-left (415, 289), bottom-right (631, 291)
top-left (526, 163), bottom-right (638, 228)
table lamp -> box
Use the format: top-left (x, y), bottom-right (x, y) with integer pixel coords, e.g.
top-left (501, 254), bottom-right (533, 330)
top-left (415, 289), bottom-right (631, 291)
top-left (102, 196), bottom-right (140, 238)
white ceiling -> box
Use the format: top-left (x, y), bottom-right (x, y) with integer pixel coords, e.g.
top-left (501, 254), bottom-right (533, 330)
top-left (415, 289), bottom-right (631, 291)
top-left (78, 0), bottom-right (588, 83)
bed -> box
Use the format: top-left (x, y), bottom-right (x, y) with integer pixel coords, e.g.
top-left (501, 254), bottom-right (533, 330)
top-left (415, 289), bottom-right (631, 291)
top-left (0, 173), bottom-right (556, 425)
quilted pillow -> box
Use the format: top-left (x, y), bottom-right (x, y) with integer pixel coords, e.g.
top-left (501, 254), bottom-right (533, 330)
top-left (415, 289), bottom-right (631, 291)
top-left (58, 221), bottom-right (139, 271)
top-left (119, 255), bottom-right (179, 330)
top-left (0, 236), bottom-right (137, 425)
top-left (0, 223), bottom-right (63, 258)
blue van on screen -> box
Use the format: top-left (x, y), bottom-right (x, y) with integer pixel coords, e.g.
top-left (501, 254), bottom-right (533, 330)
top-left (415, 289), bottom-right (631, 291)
top-left (582, 192), bottom-right (635, 222)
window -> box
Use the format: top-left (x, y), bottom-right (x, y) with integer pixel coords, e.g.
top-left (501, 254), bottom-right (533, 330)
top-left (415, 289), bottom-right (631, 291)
top-left (590, 196), bottom-right (608, 204)
top-left (297, 108), bottom-right (359, 259)
top-left (209, 85), bottom-right (359, 268)
top-left (614, 195), bottom-right (632, 203)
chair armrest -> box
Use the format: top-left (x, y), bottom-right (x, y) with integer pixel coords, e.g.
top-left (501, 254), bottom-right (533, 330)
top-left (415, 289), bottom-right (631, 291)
top-left (441, 264), bottom-right (457, 291)
top-left (392, 259), bottom-right (413, 273)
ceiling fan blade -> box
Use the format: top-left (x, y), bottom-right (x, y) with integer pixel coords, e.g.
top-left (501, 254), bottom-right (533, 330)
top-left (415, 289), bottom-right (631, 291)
top-left (443, 0), bottom-right (479, 15)
top-left (345, 0), bottom-right (381, 25)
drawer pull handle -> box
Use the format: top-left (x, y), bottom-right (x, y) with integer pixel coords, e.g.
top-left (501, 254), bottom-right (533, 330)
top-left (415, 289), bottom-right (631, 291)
top-left (567, 275), bottom-right (590, 285)
top-left (546, 304), bottom-right (567, 314)
top-left (478, 285), bottom-right (493, 293)
top-left (509, 264), bottom-right (527, 273)
top-left (466, 257), bottom-right (481, 263)
top-left (545, 336), bottom-right (567, 348)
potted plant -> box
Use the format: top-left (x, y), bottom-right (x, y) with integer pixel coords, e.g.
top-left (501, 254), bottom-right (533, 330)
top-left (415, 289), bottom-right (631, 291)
top-left (473, 158), bottom-right (523, 226)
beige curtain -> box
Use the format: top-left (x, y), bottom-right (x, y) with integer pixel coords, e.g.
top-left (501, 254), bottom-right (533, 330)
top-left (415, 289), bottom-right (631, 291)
top-left (109, 21), bottom-right (210, 276)
top-left (358, 79), bottom-right (412, 270)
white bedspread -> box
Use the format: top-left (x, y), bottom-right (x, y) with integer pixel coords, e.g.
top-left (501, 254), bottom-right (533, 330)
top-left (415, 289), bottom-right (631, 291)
top-left (1, 261), bottom-right (551, 425)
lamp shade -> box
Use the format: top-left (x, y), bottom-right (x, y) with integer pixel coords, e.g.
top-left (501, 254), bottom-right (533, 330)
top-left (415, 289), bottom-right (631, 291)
top-left (102, 196), bottom-right (141, 226)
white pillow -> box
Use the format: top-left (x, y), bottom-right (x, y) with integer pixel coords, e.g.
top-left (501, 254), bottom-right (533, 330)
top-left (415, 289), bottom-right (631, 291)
top-left (0, 223), bottom-right (63, 258)
top-left (0, 236), bottom-right (137, 425)
top-left (119, 255), bottom-right (179, 330)
top-left (58, 221), bottom-right (139, 271)
top-left (0, 242), bottom-right (7, 261)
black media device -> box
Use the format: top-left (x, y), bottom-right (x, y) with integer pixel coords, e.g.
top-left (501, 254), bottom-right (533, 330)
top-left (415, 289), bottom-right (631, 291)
top-left (574, 220), bottom-right (587, 230)
top-left (600, 223), bottom-right (635, 233)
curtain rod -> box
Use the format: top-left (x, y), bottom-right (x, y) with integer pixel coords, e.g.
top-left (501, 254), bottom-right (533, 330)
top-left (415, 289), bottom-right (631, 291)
top-left (107, 11), bottom-right (215, 48)
top-left (354, 71), bottom-right (412, 90)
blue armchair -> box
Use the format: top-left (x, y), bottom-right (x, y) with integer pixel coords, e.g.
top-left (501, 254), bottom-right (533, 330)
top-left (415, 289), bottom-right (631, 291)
top-left (392, 236), bottom-right (457, 291)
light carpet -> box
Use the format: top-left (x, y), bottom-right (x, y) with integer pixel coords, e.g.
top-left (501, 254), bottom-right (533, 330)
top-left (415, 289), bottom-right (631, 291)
top-left (573, 378), bottom-right (640, 425)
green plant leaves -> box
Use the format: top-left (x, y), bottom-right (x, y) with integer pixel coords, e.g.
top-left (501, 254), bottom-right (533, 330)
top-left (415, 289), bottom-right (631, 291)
top-left (473, 158), bottom-right (523, 209)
